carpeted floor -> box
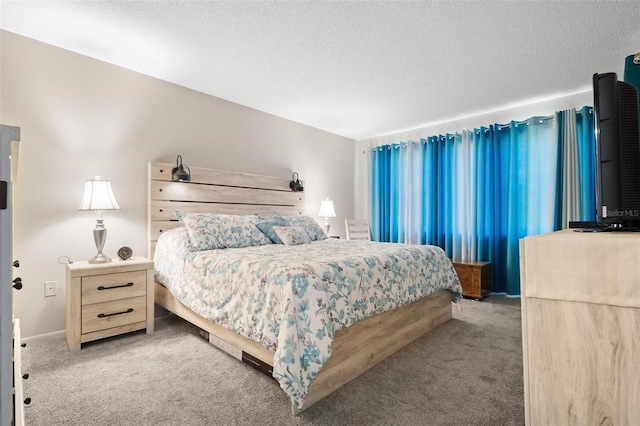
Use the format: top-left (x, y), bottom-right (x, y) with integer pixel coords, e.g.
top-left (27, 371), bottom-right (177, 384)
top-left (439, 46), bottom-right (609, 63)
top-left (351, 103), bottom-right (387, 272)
top-left (21, 296), bottom-right (524, 425)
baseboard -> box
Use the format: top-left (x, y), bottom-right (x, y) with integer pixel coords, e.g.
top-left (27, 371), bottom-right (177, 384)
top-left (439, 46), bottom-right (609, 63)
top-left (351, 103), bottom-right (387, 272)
top-left (22, 329), bottom-right (65, 342)
top-left (23, 312), bottom-right (172, 342)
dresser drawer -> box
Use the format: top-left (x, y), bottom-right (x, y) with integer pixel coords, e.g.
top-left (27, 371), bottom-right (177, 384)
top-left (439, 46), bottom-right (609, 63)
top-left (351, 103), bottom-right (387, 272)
top-left (81, 296), bottom-right (147, 334)
top-left (81, 270), bottom-right (147, 305)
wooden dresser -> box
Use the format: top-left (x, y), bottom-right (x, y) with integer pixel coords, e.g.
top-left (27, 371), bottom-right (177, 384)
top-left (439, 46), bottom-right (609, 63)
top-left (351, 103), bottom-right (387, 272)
top-left (451, 260), bottom-right (490, 300)
top-left (520, 230), bottom-right (640, 424)
top-left (66, 257), bottom-right (154, 351)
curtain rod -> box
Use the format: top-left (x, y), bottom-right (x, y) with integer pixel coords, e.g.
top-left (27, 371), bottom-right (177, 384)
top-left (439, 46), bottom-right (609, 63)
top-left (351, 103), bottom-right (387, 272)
top-left (369, 108), bottom-right (592, 150)
top-left (496, 115), bottom-right (554, 129)
top-left (575, 108), bottom-right (593, 116)
top-left (370, 116), bottom-right (556, 149)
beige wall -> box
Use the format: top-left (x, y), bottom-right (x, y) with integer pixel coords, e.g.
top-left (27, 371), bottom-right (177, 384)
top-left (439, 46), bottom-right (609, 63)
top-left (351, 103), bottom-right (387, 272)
top-left (0, 31), bottom-right (355, 338)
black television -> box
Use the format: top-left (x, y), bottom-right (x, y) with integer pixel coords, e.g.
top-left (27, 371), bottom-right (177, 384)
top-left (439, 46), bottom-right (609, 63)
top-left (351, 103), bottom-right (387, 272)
top-left (593, 72), bottom-right (640, 230)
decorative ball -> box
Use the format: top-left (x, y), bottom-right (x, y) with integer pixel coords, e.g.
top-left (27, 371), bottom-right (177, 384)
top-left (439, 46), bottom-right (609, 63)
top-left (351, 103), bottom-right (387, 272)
top-left (117, 246), bottom-right (133, 260)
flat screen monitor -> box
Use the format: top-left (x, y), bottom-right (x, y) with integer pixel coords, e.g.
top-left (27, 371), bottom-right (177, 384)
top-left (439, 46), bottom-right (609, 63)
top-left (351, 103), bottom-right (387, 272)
top-left (593, 72), bottom-right (640, 230)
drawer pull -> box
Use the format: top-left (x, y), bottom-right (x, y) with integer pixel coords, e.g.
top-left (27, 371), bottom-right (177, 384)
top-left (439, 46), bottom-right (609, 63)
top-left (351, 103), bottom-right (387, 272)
top-left (97, 308), bottom-right (134, 318)
top-left (97, 282), bottom-right (134, 291)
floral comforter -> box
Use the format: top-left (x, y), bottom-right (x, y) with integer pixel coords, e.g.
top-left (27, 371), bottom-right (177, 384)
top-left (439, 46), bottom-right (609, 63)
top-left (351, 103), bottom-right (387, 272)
top-left (154, 227), bottom-right (462, 408)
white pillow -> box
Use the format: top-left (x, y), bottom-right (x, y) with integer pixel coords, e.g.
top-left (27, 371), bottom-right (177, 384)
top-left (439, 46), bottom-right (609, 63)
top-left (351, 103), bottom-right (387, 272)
top-left (273, 226), bottom-right (312, 245)
top-left (284, 215), bottom-right (327, 241)
top-left (176, 211), bottom-right (272, 251)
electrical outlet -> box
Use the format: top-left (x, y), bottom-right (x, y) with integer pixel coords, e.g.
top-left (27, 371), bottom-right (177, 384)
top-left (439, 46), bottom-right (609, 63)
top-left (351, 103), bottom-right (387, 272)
top-left (44, 281), bottom-right (56, 297)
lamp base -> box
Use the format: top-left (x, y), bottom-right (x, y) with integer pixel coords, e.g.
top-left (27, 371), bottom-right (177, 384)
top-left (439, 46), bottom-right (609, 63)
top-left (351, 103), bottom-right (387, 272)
top-left (89, 218), bottom-right (111, 264)
top-left (88, 253), bottom-right (112, 264)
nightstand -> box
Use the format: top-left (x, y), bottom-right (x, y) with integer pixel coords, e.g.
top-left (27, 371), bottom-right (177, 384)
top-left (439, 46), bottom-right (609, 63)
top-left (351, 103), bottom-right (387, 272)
top-left (451, 260), bottom-right (491, 300)
top-left (65, 257), bottom-right (154, 351)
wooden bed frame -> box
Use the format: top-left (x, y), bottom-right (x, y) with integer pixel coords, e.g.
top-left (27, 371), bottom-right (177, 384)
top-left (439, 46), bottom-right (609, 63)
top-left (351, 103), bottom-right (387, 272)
top-left (147, 162), bottom-right (453, 414)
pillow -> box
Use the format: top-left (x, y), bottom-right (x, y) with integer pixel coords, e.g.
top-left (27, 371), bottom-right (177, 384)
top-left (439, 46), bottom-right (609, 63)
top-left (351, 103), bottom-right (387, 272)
top-left (273, 226), bottom-right (311, 245)
top-left (256, 212), bottom-right (289, 244)
top-left (176, 212), bottom-right (272, 251)
top-left (284, 215), bottom-right (327, 241)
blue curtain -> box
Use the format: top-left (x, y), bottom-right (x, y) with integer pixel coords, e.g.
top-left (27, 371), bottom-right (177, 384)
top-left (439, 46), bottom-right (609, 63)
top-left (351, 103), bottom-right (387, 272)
top-left (624, 54), bottom-right (640, 132)
top-left (369, 108), bottom-right (595, 295)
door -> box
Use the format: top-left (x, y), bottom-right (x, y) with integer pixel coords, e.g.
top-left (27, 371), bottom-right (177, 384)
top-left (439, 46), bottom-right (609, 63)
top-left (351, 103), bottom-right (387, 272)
top-left (0, 124), bottom-right (20, 426)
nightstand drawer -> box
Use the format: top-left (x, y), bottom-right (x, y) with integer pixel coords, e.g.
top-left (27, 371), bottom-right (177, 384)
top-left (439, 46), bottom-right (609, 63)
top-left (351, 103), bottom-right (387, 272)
top-left (82, 271), bottom-right (147, 305)
top-left (82, 296), bottom-right (146, 334)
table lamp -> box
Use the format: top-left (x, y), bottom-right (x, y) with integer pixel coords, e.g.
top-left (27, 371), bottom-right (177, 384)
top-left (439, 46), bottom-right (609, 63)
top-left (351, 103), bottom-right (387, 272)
top-left (318, 198), bottom-right (336, 235)
top-left (78, 176), bottom-right (120, 263)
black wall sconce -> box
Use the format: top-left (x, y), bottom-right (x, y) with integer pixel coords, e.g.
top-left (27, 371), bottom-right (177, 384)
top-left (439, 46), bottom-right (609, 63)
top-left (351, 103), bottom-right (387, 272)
top-left (289, 172), bottom-right (304, 192)
top-left (171, 155), bottom-right (191, 182)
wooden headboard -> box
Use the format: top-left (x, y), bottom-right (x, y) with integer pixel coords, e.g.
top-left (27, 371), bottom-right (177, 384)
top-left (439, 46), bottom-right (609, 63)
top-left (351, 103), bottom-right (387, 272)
top-left (147, 162), bottom-right (305, 258)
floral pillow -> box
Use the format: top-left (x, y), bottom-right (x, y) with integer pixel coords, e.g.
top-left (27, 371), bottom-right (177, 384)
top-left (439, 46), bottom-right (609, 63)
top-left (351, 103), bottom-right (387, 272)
top-left (176, 211), bottom-right (272, 251)
top-left (284, 215), bottom-right (327, 241)
top-left (273, 226), bottom-right (311, 245)
top-left (256, 212), bottom-right (289, 244)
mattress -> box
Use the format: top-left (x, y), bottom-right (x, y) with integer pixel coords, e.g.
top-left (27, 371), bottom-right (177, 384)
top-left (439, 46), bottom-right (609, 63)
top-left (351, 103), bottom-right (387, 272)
top-left (154, 227), bottom-right (462, 406)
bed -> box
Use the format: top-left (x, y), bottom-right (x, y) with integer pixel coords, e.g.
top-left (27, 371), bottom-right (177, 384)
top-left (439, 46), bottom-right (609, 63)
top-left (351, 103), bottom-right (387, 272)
top-left (147, 162), bottom-right (461, 414)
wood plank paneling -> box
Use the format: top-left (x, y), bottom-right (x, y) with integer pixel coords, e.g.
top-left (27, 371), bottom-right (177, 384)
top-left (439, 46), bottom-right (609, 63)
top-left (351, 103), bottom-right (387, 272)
top-left (150, 181), bottom-right (304, 205)
top-left (149, 200), bottom-right (303, 221)
top-left (147, 162), bottom-right (305, 258)
top-left (150, 162), bottom-right (292, 191)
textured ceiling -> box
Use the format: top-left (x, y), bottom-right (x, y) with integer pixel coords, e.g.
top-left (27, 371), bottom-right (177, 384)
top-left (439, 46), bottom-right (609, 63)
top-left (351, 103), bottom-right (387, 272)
top-left (2, 1), bottom-right (640, 140)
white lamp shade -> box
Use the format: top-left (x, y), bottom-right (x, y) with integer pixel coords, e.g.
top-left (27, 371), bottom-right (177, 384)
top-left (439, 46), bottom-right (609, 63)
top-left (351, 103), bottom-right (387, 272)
top-left (78, 177), bottom-right (120, 211)
top-left (318, 198), bottom-right (336, 218)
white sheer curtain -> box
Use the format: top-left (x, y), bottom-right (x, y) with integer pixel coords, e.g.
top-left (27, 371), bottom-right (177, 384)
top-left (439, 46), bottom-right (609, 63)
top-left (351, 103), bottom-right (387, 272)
top-left (558, 109), bottom-right (582, 228)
